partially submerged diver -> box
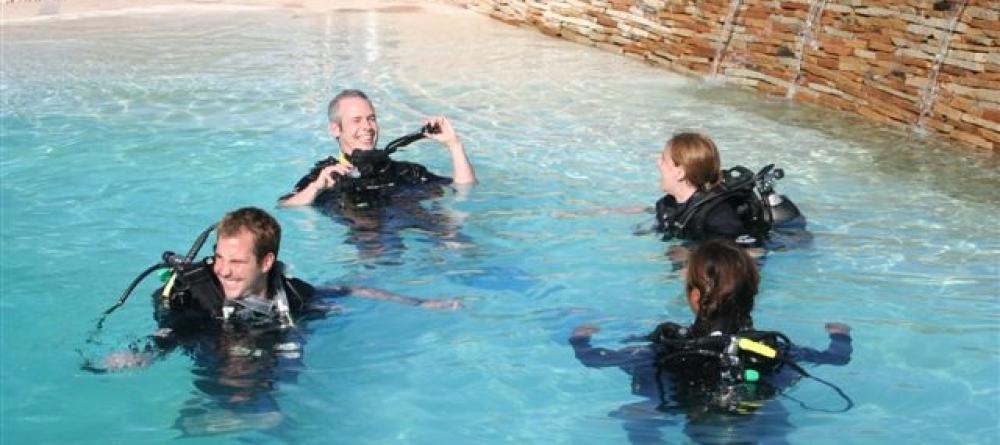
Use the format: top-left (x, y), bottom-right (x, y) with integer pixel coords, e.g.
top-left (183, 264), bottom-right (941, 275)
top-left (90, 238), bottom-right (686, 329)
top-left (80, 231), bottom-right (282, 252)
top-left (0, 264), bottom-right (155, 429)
top-left (569, 239), bottom-right (852, 443)
top-left (91, 207), bottom-right (462, 435)
top-left (277, 89), bottom-right (477, 263)
top-left (652, 132), bottom-right (806, 247)
top-left (557, 132), bottom-right (808, 256)
top-left (278, 89), bottom-right (476, 210)
top-left (98, 207), bottom-right (462, 372)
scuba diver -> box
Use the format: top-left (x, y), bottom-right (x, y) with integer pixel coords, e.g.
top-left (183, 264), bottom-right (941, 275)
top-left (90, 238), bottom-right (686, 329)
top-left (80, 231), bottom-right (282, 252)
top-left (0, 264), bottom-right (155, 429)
top-left (557, 131), bottom-right (808, 259)
top-left (651, 132), bottom-right (806, 248)
top-left (278, 89), bottom-right (476, 264)
top-left (87, 207), bottom-right (461, 434)
top-left (569, 239), bottom-right (852, 444)
top-left (278, 88), bottom-right (475, 209)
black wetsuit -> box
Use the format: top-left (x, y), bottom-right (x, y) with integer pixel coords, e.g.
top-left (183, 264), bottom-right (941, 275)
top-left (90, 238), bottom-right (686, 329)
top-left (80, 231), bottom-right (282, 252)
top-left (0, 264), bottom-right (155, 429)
top-left (152, 268), bottom-right (315, 342)
top-left (286, 155), bottom-right (451, 212)
top-left (655, 191), bottom-right (750, 242)
top-left (570, 327), bottom-right (852, 443)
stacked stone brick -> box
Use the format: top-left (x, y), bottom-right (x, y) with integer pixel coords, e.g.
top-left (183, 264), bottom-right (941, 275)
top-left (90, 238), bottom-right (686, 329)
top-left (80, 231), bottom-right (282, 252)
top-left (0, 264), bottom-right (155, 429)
top-left (445, 0), bottom-right (999, 151)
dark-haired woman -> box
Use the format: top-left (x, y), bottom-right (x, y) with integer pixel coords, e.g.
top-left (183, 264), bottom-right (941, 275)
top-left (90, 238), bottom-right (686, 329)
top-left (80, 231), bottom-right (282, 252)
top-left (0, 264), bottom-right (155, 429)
top-left (569, 239), bottom-right (851, 443)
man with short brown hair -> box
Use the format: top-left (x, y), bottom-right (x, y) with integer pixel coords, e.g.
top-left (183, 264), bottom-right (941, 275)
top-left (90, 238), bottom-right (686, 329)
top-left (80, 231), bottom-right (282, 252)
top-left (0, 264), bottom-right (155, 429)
top-left (102, 206), bottom-right (461, 371)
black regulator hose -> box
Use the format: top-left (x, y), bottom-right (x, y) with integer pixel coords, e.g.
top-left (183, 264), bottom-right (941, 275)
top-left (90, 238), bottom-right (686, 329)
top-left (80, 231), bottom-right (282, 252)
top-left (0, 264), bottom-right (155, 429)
top-left (93, 223), bottom-right (218, 330)
top-left (82, 223), bottom-right (217, 371)
top-left (383, 131), bottom-right (426, 155)
top-left (383, 123), bottom-right (440, 155)
top-left (779, 359), bottom-right (855, 413)
top-left (82, 260), bottom-right (164, 366)
top-left (94, 263), bottom-right (165, 331)
top-left (184, 223), bottom-right (217, 263)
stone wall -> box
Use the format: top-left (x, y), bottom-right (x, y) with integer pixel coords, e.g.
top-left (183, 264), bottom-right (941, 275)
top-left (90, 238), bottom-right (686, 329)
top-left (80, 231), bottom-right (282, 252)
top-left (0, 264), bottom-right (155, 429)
top-left (445, 0), bottom-right (999, 151)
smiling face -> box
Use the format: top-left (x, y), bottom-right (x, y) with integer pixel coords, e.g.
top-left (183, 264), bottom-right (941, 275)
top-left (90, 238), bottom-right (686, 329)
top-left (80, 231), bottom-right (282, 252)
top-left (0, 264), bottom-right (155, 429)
top-left (212, 229), bottom-right (274, 300)
top-left (330, 96), bottom-right (379, 155)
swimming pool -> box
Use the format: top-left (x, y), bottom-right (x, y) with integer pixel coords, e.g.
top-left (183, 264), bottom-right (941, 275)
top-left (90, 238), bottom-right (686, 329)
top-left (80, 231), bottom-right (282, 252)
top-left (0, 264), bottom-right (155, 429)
top-left (2, 3), bottom-right (998, 444)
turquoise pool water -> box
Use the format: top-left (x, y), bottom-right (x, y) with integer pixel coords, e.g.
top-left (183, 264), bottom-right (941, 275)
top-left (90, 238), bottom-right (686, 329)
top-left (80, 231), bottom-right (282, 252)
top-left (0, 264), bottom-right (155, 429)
top-left (2, 5), bottom-right (998, 444)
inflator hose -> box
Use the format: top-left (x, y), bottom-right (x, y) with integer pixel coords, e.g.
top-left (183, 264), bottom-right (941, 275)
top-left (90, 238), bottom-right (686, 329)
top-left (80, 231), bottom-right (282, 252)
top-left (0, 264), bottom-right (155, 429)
top-left (95, 262), bottom-right (164, 331)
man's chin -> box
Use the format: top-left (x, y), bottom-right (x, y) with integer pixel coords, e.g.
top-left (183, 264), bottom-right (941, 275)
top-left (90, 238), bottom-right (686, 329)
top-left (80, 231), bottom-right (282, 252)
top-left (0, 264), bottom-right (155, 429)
top-left (356, 136), bottom-right (377, 150)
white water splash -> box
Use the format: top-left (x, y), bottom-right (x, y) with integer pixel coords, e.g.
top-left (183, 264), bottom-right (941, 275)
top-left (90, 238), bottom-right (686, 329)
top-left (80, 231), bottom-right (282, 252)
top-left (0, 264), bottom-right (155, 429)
top-left (915, 0), bottom-right (969, 132)
top-left (708, 0), bottom-right (742, 81)
top-left (786, 0), bottom-right (828, 99)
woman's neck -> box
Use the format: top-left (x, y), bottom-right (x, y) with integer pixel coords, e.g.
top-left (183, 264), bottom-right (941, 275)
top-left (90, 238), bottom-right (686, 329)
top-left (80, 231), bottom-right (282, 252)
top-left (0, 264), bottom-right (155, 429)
top-left (691, 315), bottom-right (750, 337)
top-left (671, 184), bottom-right (697, 204)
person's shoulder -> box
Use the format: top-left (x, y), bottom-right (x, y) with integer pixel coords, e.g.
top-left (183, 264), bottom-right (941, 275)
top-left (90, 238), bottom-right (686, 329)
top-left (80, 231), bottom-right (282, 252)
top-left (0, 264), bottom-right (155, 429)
top-left (288, 156), bottom-right (341, 194)
top-left (287, 276), bottom-right (313, 289)
top-left (283, 276), bottom-right (316, 299)
top-left (655, 194), bottom-right (679, 208)
top-left (316, 155), bottom-right (340, 166)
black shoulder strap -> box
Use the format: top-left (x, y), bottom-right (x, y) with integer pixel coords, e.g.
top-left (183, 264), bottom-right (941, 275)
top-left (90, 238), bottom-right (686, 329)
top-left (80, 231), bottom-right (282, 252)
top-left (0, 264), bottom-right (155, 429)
top-left (283, 276), bottom-right (315, 314)
top-left (647, 321), bottom-right (690, 344)
top-left (674, 191), bottom-right (723, 239)
top-left (680, 166), bottom-right (773, 239)
top-left (178, 260), bottom-right (225, 316)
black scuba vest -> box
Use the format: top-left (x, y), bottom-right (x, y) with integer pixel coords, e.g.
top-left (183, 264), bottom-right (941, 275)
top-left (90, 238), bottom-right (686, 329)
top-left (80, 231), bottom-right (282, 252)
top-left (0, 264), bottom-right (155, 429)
top-left (291, 153), bottom-right (447, 211)
top-left (154, 260), bottom-right (313, 332)
top-left (655, 166), bottom-right (789, 242)
top-left (647, 321), bottom-right (791, 414)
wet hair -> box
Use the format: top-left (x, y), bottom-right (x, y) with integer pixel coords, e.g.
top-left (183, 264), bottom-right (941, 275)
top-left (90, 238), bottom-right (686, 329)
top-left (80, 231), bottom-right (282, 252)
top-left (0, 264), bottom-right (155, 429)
top-left (328, 89), bottom-right (373, 124)
top-left (218, 207), bottom-right (281, 261)
top-left (685, 239), bottom-right (758, 336)
top-left (665, 132), bottom-right (722, 191)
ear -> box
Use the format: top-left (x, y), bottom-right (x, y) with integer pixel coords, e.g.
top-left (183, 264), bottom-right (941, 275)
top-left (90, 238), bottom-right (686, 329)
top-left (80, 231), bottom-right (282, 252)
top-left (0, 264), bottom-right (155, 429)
top-left (676, 164), bottom-right (688, 182)
top-left (687, 287), bottom-right (701, 315)
top-left (329, 120), bottom-right (342, 139)
top-left (259, 252), bottom-right (276, 274)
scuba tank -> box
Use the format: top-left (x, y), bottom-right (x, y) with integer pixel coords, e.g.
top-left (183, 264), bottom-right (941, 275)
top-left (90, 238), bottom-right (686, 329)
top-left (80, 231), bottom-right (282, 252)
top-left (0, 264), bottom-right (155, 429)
top-left (753, 164), bottom-right (804, 229)
top-left (654, 163), bottom-right (805, 242)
